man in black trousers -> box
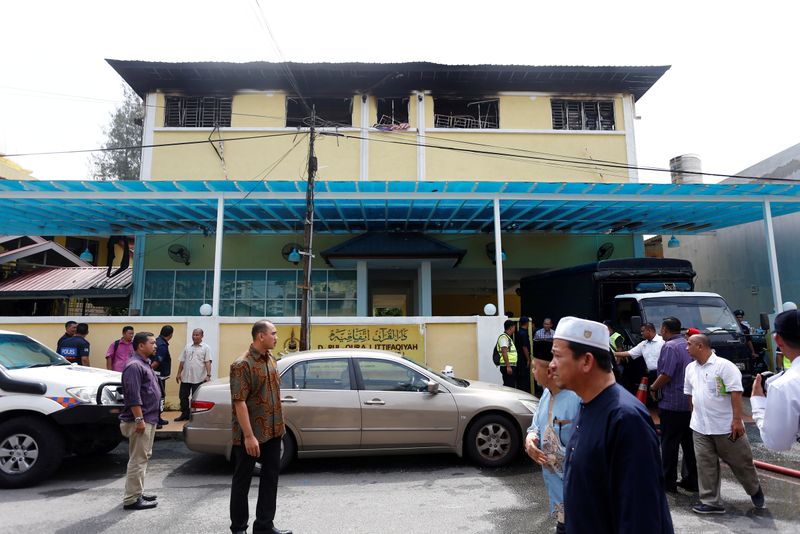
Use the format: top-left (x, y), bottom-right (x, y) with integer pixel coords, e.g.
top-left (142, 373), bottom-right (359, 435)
top-left (229, 320), bottom-right (291, 534)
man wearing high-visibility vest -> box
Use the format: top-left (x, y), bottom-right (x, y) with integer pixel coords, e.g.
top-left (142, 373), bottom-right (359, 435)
top-left (497, 319), bottom-right (518, 388)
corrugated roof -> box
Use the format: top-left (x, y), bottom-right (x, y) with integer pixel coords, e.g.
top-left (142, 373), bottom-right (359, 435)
top-left (0, 267), bottom-right (132, 298)
top-left (106, 60), bottom-right (671, 101)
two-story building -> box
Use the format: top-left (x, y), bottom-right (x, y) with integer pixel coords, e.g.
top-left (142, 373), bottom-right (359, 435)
top-left (107, 60), bottom-right (669, 319)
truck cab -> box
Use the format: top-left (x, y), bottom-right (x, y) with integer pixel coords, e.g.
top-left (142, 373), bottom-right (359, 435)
top-left (614, 292), bottom-right (753, 387)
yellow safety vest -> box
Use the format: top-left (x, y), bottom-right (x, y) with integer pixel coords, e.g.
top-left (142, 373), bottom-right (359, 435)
top-left (496, 333), bottom-right (518, 365)
top-left (609, 331), bottom-right (623, 352)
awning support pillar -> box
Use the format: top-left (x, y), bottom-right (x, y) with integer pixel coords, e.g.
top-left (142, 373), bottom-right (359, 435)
top-left (493, 198), bottom-right (505, 317)
top-left (762, 200), bottom-right (783, 314)
top-left (212, 197), bottom-right (225, 317)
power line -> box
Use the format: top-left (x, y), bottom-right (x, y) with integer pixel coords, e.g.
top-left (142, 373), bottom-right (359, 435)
top-left (2, 132), bottom-right (300, 158)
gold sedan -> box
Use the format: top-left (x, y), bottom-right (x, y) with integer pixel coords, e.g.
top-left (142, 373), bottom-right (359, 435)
top-left (184, 349), bottom-right (538, 470)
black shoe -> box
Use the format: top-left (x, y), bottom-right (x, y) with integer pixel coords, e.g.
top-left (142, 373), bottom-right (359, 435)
top-left (174, 415), bottom-right (189, 422)
top-left (156, 424), bottom-right (163, 430)
top-left (269, 528), bottom-right (292, 534)
top-left (141, 493), bottom-right (157, 502)
top-left (158, 418), bottom-right (169, 425)
top-left (231, 531), bottom-right (247, 534)
top-left (123, 497), bottom-right (158, 510)
top-left (692, 503), bottom-right (725, 514)
top-left (751, 485), bottom-right (765, 509)
top-left (677, 479), bottom-right (699, 492)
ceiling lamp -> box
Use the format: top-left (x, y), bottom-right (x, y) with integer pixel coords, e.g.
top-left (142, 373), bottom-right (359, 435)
top-left (79, 248), bottom-right (94, 262)
top-left (667, 235), bottom-right (680, 248)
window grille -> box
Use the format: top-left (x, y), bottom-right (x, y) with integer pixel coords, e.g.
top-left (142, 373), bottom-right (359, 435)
top-left (551, 100), bottom-right (615, 131)
top-left (164, 96), bottom-right (232, 127)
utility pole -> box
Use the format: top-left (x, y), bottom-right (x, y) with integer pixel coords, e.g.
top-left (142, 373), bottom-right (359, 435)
top-left (299, 111), bottom-right (317, 350)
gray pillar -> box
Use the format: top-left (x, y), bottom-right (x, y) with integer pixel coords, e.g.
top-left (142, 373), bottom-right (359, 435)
top-left (762, 201), bottom-right (783, 314)
top-left (357, 261), bottom-right (368, 317)
top-left (418, 260), bottom-right (432, 316)
top-left (130, 234), bottom-right (146, 313)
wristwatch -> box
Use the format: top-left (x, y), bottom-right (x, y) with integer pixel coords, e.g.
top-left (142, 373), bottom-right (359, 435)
top-left (134, 416), bottom-right (144, 423)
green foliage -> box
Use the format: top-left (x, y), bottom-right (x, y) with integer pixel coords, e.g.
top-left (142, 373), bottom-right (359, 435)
top-left (90, 85), bottom-right (143, 181)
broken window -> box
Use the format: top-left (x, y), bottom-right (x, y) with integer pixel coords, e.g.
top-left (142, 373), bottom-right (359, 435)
top-left (375, 97), bottom-right (410, 129)
top-left (433, 98), bottom-right (499, 129)
top-left (551, 100), bottom-right (615, 131)
top-left (164, 96), bottom-right (232, 127)
top-left (286, 97), bottom-right (353, 127)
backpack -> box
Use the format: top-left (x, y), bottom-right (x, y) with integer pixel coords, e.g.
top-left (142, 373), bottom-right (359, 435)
top-left (492, 333), bottom-right (513, 366)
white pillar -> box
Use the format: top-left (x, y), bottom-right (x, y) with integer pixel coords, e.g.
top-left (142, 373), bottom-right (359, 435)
top-left (357, 260), bottom-right (368, 316)
top-left (139, 93), bottom-right (156, 180)
top-left (418, 260), bottom-right (432, 316)
top-left (359, 95), bottom-right (369, 181)
top-left (493, 198), bottom-right (505, 317)
top-left (763, 201), bottom-right (783, 314)
top-left (212, 197), bottom-right (225, 317)
top-left (130, 234), bottom-right (146, 313)
top-left (622, 94), bottom-right (639, 183)
top-left (416, 92), bottom-right (426, 181)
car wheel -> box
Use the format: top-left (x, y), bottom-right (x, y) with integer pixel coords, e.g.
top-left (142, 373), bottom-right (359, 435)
top-left (279, 431), bottom-right (296, 472)
top-left (465, 413), bottom-right (520, 468)
top-left (0, 417), bottom-right (65, 488)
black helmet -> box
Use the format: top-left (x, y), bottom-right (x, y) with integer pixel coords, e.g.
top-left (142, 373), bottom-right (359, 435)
top-left (733, 309), bottom-right (744, 317)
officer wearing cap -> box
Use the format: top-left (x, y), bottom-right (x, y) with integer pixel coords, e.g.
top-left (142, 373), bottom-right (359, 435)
top-left (551, 317), bottom-right (673, 534)
top-left (751, 309), bottom-right (800, 451)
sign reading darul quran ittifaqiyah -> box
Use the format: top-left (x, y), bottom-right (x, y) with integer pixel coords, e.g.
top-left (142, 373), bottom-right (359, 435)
top-left (276, 325), bottom-right (425, 363)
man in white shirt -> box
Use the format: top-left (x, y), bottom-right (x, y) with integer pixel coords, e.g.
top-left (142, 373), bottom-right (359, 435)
top-left (684, 334), bottom-right (763, 515)
top-left (751, 309), bottom-right (800, 451)
top-left (614, 322), bottom-right (663, 384)
top-left (174, 328), bottom-right (212, 422)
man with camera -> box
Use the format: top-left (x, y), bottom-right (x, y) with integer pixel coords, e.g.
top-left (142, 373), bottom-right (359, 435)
top-left (751, 309), bottom-right (800, 451)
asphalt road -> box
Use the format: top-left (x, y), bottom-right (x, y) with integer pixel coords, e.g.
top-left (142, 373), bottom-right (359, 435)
top-left (1, 424), bottom-right (798, 534)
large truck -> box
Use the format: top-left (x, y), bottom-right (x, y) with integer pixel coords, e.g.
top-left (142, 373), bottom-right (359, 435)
top-left (519, 258), bottom-right (753, 386)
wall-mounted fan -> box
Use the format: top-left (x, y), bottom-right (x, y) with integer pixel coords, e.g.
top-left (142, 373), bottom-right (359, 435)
top-left (168, 244), bottom-right (191, 265)
top-left (597, 242), bottom-right (615, 261)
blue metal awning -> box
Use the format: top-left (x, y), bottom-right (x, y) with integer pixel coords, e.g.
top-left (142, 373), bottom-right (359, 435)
top-left (1, 179), bottom-right (799, 236)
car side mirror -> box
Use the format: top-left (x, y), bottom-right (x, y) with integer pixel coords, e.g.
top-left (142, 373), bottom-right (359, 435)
top-left (426, 380), bottom-right (439, 394)
top-left (631, 315), bottom-right (642, 332)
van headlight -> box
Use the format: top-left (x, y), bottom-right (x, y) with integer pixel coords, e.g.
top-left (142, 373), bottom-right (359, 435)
top-left (66, 386), bottom-right (98, 404)
top-left (518, 399), bottom-right (539, 414)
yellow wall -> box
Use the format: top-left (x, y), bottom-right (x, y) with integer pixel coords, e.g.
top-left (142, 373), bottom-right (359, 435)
top-left (425, 323), bottom-right (477, 378)
top-left (148, 92), bottom-right (631, 182)
top-left (52, 236), bottom-right (126, 267)
top-left (6, 322), bottom-right (187, 409)
top-left (217, 321), bottom-right (481, 380)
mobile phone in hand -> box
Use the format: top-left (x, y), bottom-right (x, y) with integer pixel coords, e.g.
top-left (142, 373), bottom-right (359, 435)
top-left (760, 371), bottom-right (774, 394)
top-left (728, 432), bottom-right (740, 443)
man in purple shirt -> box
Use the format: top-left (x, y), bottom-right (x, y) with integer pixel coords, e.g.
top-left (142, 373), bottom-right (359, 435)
top-left (119, 332), bottom-right (161, 511)
top-left (650, 316), bottom-right (698, 493)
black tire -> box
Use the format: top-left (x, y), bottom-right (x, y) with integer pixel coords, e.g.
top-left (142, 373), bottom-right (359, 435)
top-left (0, 417), bottom-right (65, 488)
top-left (465, 413), bottom-right (520, 468)
top-left (279, 430), bottom-right (296, 472)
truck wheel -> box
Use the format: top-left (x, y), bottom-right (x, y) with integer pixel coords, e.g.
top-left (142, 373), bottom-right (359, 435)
top-left (465, 413), bottom-right (520, 468)
top-left (0, 417), bottom-right (65, 488)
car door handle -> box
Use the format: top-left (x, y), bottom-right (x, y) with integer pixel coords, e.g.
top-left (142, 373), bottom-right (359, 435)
top-left (280, 396), bottom-right (298, 403)
top-left (363, 398), bottom-right (385, 405)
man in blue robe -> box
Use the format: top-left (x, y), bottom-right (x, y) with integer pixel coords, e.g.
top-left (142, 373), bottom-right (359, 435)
top-left (550, 316), bottom-right (673, 534)
top-left (525, 339), bottom-right (581, 533)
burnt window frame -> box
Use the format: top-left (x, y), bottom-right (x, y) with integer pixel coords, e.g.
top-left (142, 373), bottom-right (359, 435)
top-left (551, 99), bottom-right (615, 131)
top-left (286, 97), bottom-right (354, 128)
top-left (432, 97), bottom-right (499, 129)
top-left (375, 97), bottom-right (410, 126)
top-left (163, 96), bottom-right (232, 128)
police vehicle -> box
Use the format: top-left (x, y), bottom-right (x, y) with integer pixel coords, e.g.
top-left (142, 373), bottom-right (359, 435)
top-left (0, 330), bottom-right (124, 488)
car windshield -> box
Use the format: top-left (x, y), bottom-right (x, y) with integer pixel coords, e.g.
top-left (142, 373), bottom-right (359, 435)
top-left (0, 333), bottom-right (69, 370)
top-left (401, 356), bottom-right (469, 387)
top-left (640, 296), bottom-right (741, 334)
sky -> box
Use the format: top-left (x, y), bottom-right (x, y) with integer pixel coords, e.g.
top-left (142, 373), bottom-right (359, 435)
top-left (1, 0), bottom-right (798, 183)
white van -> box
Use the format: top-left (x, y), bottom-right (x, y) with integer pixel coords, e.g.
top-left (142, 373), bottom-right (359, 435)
top-left (0, 330), bottom-right (124, 488)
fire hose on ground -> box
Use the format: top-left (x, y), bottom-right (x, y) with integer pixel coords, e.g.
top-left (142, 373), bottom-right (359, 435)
top-left (753, 460), bottom-right (800, 479)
